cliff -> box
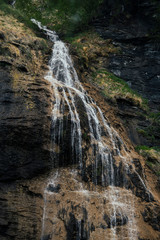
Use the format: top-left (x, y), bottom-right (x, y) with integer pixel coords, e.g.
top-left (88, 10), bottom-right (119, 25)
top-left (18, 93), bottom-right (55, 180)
top-left (0, 10), bottom-right (53, 181)
top-left (0, 1), bottom-right (160, 240)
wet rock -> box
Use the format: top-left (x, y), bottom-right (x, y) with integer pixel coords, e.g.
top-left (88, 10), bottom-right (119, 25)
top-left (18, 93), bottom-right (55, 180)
top-left (142, 204), bottom-right (160, 231)
top-left (0, 6), bottom-right (160, 240)
top-left (103, 213), bottom-right (128, 228)
top-left (91, 0), bottom-right (160, 148)
top-left (47, 184), bottom-right (61, 193)
top-left (51, 116), bottom-right (79, 167)
top-left (100, 223), bottom-right (107, 229)
top-left (74, 94), bottom-right (90, 135)
top-left (41, 234), bottom-right (52, 240)
top-left (127, 170), bottom-right (154, 202)
top-left (108, 43), bottom-right (160, 110)
top-left (132, 158), bottom-right (143, 177)
top-left (65, 212), bottom-right (89, 240)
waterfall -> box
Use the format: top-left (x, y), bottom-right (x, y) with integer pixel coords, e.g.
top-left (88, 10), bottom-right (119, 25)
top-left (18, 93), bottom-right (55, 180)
top-left (11, 0), bottom-right (16, 7)
top-left (31, 19), bottom-right (152, 240)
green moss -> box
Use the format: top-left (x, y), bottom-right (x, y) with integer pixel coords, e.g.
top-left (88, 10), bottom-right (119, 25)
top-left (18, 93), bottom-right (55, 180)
top-left (137, 111), bottom-right (160, 144)
top-left (136, 145), bottom-right (160, 176)
top-left (135, 145), bottom-right (160, 152)
top-left (135, 145), bottom-right (150, 151)
top-left (92, 69), bottom-right (148, 110)
top-left (66, 31), bottom-right (149, 111)
top-left (156, 171), bottom-right (160, 176)
top-left (0, 1), bottom-right (40, 32)
top-left (0, 0), bottom-right (103, 36)
top-left (146, 161), bottom-right (153, 168)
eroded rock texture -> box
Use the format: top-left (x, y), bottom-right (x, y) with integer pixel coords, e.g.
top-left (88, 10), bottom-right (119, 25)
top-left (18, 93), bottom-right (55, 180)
top-left (0, 4), bottom-right (160, 240)
top-left (1, 165), bottom-right (159, 240)
top-left (0, 12), bottom-right (53, 181)
top-left (93, 0), bottom-right (160, 110)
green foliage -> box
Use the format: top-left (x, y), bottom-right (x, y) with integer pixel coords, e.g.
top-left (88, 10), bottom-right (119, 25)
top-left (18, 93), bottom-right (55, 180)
top-left (135, 145), bottom-right (160, 152)
top-left (45, 0), bottom-right (103, 34)
top-left (0, 0), bottom-right (41, 32)
top-left (0, 0), bottom-right (104, 36)
top-left (92, 69), bottom-right (148, 109)
top-left (146, 160), bottom-right (153, 168)
top-left (156, 171), bottom-right (160, 176)
top-left (137, 111), bottom-right (160, 144)
top-left (136, 145), bottom-right (160, 176)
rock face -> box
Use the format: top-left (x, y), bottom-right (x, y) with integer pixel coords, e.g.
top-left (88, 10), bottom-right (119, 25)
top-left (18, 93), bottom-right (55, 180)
top-left (0, 164), bottom-right (160, 240)
top-left (0, 5), bottom-right (160, 240)
top-left (0, 12), bottom-right (53, 181)
top-left (93, 0), bottom-right (160, 110)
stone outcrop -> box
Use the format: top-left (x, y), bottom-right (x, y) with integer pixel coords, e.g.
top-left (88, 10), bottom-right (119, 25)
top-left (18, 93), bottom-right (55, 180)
top-left (0, 11), bottom-right (53, 181)
top-left (93, 0), bottom-right (160, 110)
top-left (67, 1), bottom-right (160, 148)
top-left (1, 165), bottom-right (159, 240)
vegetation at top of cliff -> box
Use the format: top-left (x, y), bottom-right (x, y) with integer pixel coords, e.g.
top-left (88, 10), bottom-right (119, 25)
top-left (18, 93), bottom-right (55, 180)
top-left (68, 31), bottom-right (148, 110)
top-left (0, 0), bottom-right (103, 36)
top-left (92, 70), bottom-right (148, 109)
top-left (0, 9), bottom-right (50, 88)
top-left (0, 0), bottom-right (40, 32)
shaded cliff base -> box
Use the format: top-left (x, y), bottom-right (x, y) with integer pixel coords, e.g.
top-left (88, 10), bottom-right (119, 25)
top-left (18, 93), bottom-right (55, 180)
top-left (0, 161), bottom-right (159, 240)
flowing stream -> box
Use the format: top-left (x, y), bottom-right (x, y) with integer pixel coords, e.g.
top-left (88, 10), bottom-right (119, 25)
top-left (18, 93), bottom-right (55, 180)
top-left (31, 19), bottom-right (152, 240)
top-left (11, 0), bottom-right (16, 7)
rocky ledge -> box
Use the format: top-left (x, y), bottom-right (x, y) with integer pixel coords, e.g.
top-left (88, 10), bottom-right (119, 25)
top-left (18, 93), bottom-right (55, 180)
top-left (0, 11), bottom-right (53, 181)
top-left (93, 0), bottom-right (160, 110)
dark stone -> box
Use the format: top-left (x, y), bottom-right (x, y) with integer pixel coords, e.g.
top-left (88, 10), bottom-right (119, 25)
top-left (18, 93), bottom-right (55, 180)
top-left (92, 0), bottom-right (160, 110)
top-left (91, 223), bottom-right (95, 232)
top-left (103, 213), bottom-right (128, 228)
top-left (21, 186), bottom-right (43, 198)
top-left (65, 212), bottom-right (89, 240)
top-left (0, 32), bottom-right (5, 40)
top-left (127, 170), bottom-right (154, 202)
top-left (100, 224), bottom-right (107, 229)
top-left (108, 43), bottom-right (160, 110)
top-left (74, 94), bottom-right (90, 135)
top-left (47, 184), bottom-right (61, 193)
top-left (50, 115), bottom-right (80, 167)
top-left (0, 181), bottom-right (43, 240)
top-left (41, 235), bottom-right (52, 240)
top-left (132, 158), bottom-right (143, 177)
top-left (142, 204), bottom-right (160, 231)
top-left (17, 65), bottom-right (28, 72)
top-left (0, 54), bottom-right (52, 181)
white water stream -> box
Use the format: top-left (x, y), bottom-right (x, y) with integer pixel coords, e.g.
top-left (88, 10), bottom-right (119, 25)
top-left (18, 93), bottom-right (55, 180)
top-left (31, 19), bottom-right (152, 240)
top-left (11, 0), bottom-right (16, 7)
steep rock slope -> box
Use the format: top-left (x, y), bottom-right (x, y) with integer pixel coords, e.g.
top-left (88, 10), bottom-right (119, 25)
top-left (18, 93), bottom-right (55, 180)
top-left (0, 4), bottom-right (160, 240)
top-left (93, 0), bottom-right (160, 110)
top-left (0, 11), bottom-right (53, 181)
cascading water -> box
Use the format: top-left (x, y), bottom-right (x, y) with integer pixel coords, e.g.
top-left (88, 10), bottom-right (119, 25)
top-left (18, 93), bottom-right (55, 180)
top-left (31, 19), bottom-right (153, 240)
top-left (11, 0), bottom-right (16, 7)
